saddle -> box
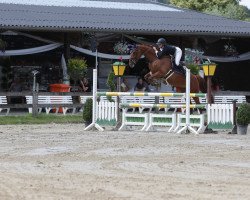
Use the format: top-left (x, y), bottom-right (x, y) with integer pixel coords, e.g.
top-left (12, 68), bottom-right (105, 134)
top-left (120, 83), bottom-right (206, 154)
top-left (162, 60), bottom-right (186, 82)
top-left (172, 61), bottom-right (186, 76)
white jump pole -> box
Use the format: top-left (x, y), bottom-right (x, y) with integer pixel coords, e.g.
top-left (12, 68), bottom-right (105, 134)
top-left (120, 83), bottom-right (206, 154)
top-left (177, 68), bottom-right (199, 134)
top-left (84, 69), bottom-right (104, 131)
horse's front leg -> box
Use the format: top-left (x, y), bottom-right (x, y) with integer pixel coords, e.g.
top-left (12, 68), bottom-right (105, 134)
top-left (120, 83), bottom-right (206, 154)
top-left (144, 72), bottom-right (155, 85)
top-left (144, 72), bottom-right (151, 81)
top-left (147, 71), bottom-right (162, 80)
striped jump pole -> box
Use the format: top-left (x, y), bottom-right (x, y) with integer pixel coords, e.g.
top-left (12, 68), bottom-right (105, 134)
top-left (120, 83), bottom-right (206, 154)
top-left (120, 103), bottom-right (206, 109)
top-left (97, 92), bottom-right (206, 98)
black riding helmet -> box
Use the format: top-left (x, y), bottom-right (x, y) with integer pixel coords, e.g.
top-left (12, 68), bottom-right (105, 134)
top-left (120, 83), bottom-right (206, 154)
top-left (156, 38), bottom-right (166, 46)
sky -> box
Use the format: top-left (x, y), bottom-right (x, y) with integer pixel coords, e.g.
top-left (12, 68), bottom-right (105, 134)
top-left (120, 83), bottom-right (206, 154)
top-left (240, 0), bottom-right (250, 9)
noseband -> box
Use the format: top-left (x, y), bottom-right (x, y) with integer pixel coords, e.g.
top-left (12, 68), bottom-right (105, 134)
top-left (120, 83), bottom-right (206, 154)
top-left (130, 47), bottom-right (152, 65)
top-left (130, 59), bottom-right (137, 66)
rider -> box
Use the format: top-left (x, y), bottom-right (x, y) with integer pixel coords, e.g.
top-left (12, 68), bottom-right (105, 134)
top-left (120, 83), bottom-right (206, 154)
top-left (153, 38), bottom-right (183, 72)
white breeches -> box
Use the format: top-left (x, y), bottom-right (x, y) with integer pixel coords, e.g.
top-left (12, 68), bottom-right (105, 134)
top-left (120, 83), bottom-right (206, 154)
top-left (174, 47), bottom-right (182, 66)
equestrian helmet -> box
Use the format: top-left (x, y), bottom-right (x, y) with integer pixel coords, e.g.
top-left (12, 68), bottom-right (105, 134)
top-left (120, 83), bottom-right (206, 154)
top-left (156, 38), bottom-right (166, 45)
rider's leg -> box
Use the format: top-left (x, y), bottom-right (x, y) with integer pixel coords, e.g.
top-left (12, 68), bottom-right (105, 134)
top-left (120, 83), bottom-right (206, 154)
top-left (174, 47), bottom-right (182, 66)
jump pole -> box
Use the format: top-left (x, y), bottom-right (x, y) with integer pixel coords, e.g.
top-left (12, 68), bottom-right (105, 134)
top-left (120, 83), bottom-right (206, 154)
top-left (177, 68), bottom-right (199, 134)
top-left (97, 92), bottom-right (205, 98)
top-left (84, 69), bottom-right (104, 131)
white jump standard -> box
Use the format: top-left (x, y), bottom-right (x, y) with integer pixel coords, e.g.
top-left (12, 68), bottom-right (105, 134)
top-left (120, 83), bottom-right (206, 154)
top-left (84, 69), bottom-right (104, 131)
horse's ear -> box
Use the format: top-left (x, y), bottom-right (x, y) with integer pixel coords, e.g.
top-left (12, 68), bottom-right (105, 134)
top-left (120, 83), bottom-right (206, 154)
top-left (128, 44), bottom-right (136, 54)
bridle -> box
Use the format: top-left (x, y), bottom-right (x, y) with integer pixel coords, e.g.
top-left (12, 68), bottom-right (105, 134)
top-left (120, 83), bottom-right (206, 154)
top-left (130, 46), bottom-right (153, 67)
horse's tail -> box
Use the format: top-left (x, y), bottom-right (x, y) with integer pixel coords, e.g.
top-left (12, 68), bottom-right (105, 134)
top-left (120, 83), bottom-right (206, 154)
top-left (195, 75), bottom-right (207, 93)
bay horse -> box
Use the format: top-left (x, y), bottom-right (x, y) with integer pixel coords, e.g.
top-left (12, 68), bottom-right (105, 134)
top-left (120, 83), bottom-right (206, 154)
top-left (129, 44), bottom-right (206, 105)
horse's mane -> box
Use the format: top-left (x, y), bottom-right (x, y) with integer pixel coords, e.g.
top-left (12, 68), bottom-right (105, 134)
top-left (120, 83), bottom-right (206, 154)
top-left (138, 44), bottom-right (171, 60)
top-left (137, 44), bottom-right (155, 54)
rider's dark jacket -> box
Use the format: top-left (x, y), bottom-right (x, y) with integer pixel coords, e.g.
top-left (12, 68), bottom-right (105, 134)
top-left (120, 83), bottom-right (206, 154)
top-left (156, 45), bottom-right (176, 59)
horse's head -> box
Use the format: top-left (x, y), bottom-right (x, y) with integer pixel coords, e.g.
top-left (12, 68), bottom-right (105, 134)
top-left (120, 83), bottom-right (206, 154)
top-left (129, 44), bottom-right (156, 68)
top-left (129, 45), bottom-right (142, 68)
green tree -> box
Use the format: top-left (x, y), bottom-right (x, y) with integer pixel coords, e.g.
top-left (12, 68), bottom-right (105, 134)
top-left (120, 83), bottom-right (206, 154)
top-left (68, 58), bottom-right (88, 88)
top-left (170, 0), bottom-right (239, 11)
top-left (205, 3), bottom-right (248, 20)
top-left (169, 0), bottom-right (248, 20)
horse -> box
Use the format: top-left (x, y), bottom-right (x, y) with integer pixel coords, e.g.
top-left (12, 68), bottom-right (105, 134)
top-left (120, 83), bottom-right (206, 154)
top-left (129, 44), bottom-right (206, 105)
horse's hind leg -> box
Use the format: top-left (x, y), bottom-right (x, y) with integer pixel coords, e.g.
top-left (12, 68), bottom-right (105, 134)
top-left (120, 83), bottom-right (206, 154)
top-left (193, 97), bottom-right (200, 104)
top-left (192, 97), bottom-right (202, 114)
top-left (190, 75), bottom-right (203, 113)
top-left (176, 87), bottom-right (184, 113)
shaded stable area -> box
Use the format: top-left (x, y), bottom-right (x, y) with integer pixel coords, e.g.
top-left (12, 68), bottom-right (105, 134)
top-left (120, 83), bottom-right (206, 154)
top-left (0, 31), bottom-right (249, 97)
top-left (203, 38), bottom-right (250, 92)
top-left (215, 61), bottom-right (250, 91)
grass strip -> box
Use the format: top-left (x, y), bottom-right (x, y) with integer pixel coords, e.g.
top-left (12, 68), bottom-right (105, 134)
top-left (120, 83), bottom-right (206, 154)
top-left (0, 114), bottom-right (84, 125)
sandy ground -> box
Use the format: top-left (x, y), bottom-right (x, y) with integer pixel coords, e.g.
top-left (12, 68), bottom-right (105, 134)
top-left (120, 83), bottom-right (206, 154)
top-left (0, 124), bottom-right (249, 200)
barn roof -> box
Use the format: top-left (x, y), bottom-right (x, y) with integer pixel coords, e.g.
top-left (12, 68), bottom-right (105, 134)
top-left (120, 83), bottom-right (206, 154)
top-left (0, 0), bottom-right (250, 37)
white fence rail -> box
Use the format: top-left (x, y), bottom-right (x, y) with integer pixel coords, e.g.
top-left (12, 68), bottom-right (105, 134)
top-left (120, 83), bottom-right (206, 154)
top-left (96, 101), bottom-right (117, 122)
top-left (94, 101), bottom-right (234, 129)
top-left (207, 104), bottom-right (234, 124)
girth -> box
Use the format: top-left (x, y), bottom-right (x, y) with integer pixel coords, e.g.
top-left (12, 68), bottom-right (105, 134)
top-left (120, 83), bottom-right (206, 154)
top-left (163, 70), bottom-right (175, 85)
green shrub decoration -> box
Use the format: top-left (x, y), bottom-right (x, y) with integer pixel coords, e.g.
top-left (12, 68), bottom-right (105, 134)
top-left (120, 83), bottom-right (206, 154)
top-left (0, 57), bottom-right (12, 91)
top-left (187, 64), bottom-right (200, 75)
top-left (82, 98), bottom-right (92, 122)
top-left (106, 71), bottom-right (116, 102)
top-left (68, 58), bottom-right (88, 86)
top-left (236, 103), bottom-right (250, 125)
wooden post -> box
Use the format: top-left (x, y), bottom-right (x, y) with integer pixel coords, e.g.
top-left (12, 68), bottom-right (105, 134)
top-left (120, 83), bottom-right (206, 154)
top-left (230, 99), bottom-right (237, 134)
top-left (32, 88), bottom-right (38, 117)
top-left (117, 76), bottom-right (121, 122)
top-left (114, 74), bottom-right (122, 130)
top-left (32, 72), bottom-right (39, 117)
top-left (207, 76), bottom-right (212, 104)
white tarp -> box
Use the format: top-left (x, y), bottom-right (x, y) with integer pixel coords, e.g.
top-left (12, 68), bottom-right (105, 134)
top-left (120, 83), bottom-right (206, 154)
top-left (1, 31), bottom-right (249, 62)
top-left (0, 31), bottom-right (131, 59)
top-left (0, 43), bottom-right (62, 56)
top-left (70, 45), bottom-right (130, 60)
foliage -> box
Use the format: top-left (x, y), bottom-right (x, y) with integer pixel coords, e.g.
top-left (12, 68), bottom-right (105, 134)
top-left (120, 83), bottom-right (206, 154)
top-left (187, 64), bottom-right (200, 75)
top-left (170, 0), bottom-right (239, 11)
top-left (82, 98), bottom-right (93, 122)
top-left (0, 114), bottom-right (83, 125)
top-left (113, 42), bottom-right (131, 54)
top-left (0, 57), bottom-right (12, 90)
top-left (204, 3), bottom-right (248, 20)
top-left (106, 71), bottom-right (116, 102)
top-left (169, 0), bottom-right (248, 20)
top-left (68, 58), bottom-right (88, 85)
top-left (236, 103), bottom-right (250, 125)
